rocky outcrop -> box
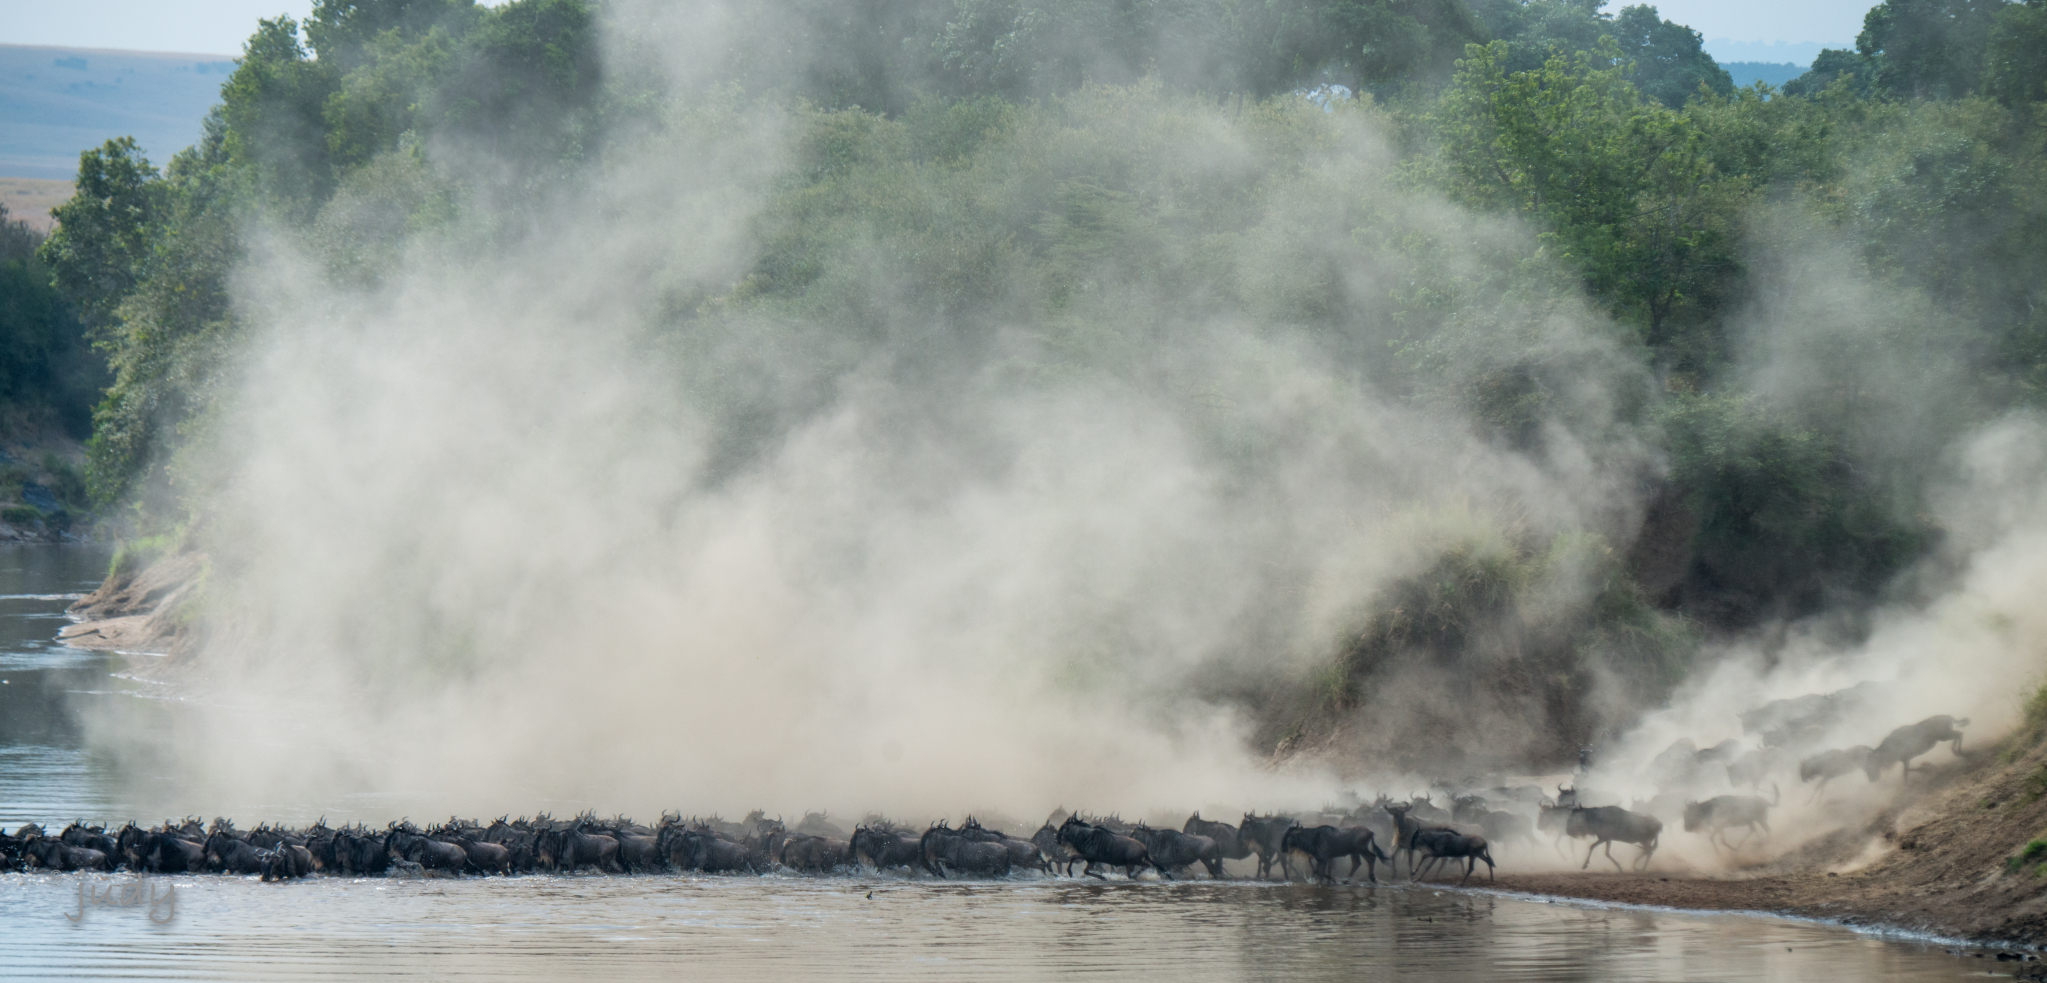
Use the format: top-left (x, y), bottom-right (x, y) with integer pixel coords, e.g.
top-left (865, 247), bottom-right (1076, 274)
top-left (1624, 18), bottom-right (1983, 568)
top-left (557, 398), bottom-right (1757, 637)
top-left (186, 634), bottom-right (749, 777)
top-left (59, 550), bottom-right (204, 656)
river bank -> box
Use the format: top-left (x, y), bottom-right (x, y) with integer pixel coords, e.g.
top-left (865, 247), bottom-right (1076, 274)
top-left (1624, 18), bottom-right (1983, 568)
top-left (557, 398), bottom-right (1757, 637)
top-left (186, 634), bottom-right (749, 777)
top-left (1482, 726), bottom-right (2047, 949)
top-left (49, 549), bottom-right (2047, 949)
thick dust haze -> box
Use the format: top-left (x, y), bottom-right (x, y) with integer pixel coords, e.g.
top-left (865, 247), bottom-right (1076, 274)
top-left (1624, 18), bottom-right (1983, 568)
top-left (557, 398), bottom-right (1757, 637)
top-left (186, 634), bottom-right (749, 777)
top-left (83, 1), bottom-right (2044, 869)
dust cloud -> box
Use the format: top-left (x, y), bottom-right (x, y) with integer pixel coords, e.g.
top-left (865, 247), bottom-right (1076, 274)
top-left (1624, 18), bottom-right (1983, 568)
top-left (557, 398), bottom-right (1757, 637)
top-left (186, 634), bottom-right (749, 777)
top-left (84, 2), bottom-right (2043, 859)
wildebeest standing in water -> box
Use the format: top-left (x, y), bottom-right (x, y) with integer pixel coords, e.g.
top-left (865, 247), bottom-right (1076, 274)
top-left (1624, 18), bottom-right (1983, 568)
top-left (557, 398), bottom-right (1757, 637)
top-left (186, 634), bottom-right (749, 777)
top-left (1567, 806), bottom-right (1661, 872)
top-left (1057, 817), bottom-right (1164, 880)
top-left (1865, 715), bottom-right (1969, 783)
top-left (1280, 825), bottom-right (1391, 884)
top-left (1238, 813), bottom-right (1296, 879)
top-left (1683, 786), bottom-right (1777, 853)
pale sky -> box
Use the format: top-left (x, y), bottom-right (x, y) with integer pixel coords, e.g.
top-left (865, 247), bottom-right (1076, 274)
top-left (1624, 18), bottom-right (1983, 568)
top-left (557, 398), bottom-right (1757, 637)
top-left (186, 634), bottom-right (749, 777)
top-left (1, 0), bottom-right (1869, 57)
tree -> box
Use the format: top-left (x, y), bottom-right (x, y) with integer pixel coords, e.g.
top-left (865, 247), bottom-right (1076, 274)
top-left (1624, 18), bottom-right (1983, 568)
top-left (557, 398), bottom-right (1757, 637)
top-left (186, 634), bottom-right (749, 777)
top-left (1985, 0), bottom-right (2047, 107)
top-left (1609, 4), bottom-right (1731, 106)
top-left (36, 138), bottom-right (164, 330)
top-left (1783, 48), bottom-right (1876, 97)
top-left (1857, 0), bottom-right (2008, 100)
top-left (1437, 40), bottom-right (1747, 352)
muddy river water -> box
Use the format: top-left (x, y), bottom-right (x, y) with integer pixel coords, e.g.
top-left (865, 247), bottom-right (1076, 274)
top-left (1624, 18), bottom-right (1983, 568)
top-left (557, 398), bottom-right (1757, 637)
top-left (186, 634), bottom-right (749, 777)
top-left (0, 545), bottom-right (2006, 981)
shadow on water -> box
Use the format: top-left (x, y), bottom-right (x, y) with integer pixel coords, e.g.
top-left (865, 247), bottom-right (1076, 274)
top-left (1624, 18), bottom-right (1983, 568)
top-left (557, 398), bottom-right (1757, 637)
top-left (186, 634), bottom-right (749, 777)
top-left (0, 544), bottom-right (1998, 981)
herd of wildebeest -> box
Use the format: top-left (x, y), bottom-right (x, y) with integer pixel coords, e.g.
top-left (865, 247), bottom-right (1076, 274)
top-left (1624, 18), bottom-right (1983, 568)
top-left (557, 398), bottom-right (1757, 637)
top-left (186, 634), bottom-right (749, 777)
top-left (0, 685), bottom-right (1969, 886)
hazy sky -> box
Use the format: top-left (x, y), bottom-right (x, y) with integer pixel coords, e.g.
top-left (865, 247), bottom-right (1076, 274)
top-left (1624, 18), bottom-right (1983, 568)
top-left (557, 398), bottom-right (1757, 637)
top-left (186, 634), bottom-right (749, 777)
top-left (2, 0), bottom-right (1866, 56)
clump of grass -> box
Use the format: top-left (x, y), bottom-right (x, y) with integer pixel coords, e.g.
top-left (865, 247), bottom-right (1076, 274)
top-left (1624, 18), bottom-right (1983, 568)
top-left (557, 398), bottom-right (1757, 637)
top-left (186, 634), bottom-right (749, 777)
top-left (2006, 839), bottom-right (2047, 873)
top-left (108, 533), bottom-right (176, 578)
top-left (0, 504), bottom-right (41, 525)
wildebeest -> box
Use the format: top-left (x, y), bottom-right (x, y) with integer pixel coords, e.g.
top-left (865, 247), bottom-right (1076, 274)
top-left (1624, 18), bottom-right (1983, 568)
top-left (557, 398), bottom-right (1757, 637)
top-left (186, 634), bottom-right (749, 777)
top-left (777, 834), bottom-right (851, 872)
top-left (1683, 786), bottom-right (1777, 852)
top-left (920, 822), bottom-right (1012, 878)
top-left (1280, 825), bottom-right (1390, 884)
top-left (1799, 746), bottom-right (1872, 801)
top-left (1408, 828), bottom-right (1494, 883)
top-left (1183, 812), bottom-right (1252, 872)
top-left (849, 824), bottom-right (925, 872)
top-left (1238, 813), bottom-right (1296, 879)
top-left (955, 818), bottom-right (1047, 873)
top-left (659, 825), bottom-right (754, 873)
top-left (1057, 816), bottom-right (1163, 880)
top-left (386, 825), bottom-right (470, 875)
top-left (1866, 715), bottom-right (1969, 783)
top-left (1132, 824), bottom-right (1222, 878)
top-left (27, 835), bottom-right (112, 872)
top-left (1032, 823), bottom-right (1080, 875)
top-left (1567, 806), bottom-right (1661, 872)
top-left (533, 825), bottom-right (624, 874)
top-left (203, 830), bottom-right (276, 876)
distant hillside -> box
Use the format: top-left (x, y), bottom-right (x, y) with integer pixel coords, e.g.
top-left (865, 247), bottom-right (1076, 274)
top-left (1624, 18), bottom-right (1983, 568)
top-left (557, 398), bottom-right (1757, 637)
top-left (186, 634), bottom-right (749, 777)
top-left (0, 178), bottom-right (71, 232)
top-left (0, 44), bottom-right (234, 180)
top-left (1723, 62), bottom-right (1809, 89)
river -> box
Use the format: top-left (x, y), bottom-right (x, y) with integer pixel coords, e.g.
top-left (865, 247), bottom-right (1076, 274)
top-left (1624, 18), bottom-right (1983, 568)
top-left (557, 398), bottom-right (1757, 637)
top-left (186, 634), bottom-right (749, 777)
top-left (0, 544), bottom-right (2003, 981)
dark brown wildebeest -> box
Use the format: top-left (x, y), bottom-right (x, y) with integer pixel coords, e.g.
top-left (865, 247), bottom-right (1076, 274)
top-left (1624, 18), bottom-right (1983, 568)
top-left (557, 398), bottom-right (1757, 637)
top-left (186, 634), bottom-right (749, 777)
top-left (1408, 828), bottom-right (1494, 883)
top-left (777, 833), bottom-right (850, 872)
top-left (1280, 824), bottom-right (1390, 884)
top-left (1057, 816), bottom-right (1164, 880)
top-left (1132, 824), bottom-right (1223, 878)
top-left (1683, 786), bottom-right (1776, 853)
top-left (920, 822), bottom-right (1012, 878)
top-left (955, 817), bottom-right (1048, 873)
top-left (659, 825), bottom-right (753, 873)
top-left (533, 824), bottom-right (622, 874)
top-left (1238, 813), bottom-right (1296, 879)
top-left (850, 824), bottom-right (925, 872)
top-left (1567, 806), bottom-right (1661, 872)
top-left (1032, 823), bottom-right (1080, 875)
top-left (1865, 715), bottom-right (1969, 783)
top-left (1799, 745), bottom-right (1872, 801)
top-left (203, 830), bottom-right (273, 876)
top-left (1184, 812), bottom-right (1252, 872)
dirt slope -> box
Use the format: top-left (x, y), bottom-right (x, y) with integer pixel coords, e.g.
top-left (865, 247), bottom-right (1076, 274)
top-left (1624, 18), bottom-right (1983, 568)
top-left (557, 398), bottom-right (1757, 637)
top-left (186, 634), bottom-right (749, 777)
top-left (1483, 729), bottom-right (2047, 946)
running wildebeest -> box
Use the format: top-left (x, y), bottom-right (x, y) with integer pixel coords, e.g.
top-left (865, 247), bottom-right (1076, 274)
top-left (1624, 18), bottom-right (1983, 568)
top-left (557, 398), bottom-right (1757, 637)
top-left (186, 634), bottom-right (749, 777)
top-left (955, 818), bottom-right (1047, 873)
top-left (1238, 813), bottom-right (1296, 879)
top-left (1132, 824), bottom-right (1223, 878)
top-left (1683, 786), bottom-right (1777, 853)
top-left (920, 822), bottom-right (1012, 878)
top-left (1057, 816), bottom-right (1164, 880)
top-left (659, 825), bottom-right (754, 873)
top-left (533, 824), bottom-right (623, 874)
top-left (850, 824), bottom-right (925, 872)
top-left (1032, 823), bottom-right (1080, 875)
top-left (1408, 828), bottom-right (1495, 883)
top-left (1799, 745), bottom-right (1873, 801)
top-left (1567, 806), bottom-right (1661, 872)
top-left (1866, 715), bottom-right (1969, 783)
top-left (1280, 824), bottom-right (1391, 884)
top-left (778, 834), bottom-right (851, 872)
top-left (1183, 812), bottom-right (1252, 872)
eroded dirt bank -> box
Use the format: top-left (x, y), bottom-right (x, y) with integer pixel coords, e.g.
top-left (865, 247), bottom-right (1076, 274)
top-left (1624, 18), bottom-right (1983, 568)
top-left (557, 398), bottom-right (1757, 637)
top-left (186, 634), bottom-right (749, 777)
top-left (1481, 729), bottom-right (2047, 948)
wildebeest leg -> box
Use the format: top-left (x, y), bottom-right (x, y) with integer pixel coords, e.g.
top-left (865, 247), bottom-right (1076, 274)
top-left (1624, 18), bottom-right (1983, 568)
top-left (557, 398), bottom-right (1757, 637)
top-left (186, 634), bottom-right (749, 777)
top-left (1461, 857), bottom-right (1474, 884)
top-left (1082, 860), bottom-right (1106, 881)
top-left (1604, 840), bottom-right (1625, 873)
top-left (1581, 839), bottom-right (1601, 871)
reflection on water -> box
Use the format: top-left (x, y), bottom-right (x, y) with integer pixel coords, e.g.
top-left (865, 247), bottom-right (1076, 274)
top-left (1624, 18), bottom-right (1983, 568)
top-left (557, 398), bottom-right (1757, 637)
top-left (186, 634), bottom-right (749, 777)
top-left (0, 544), bottom-right (129, 828)
top-left (0, 545), bottom-right (1993, 981)
top-left (0, 875), bottom-right (1986, 982)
